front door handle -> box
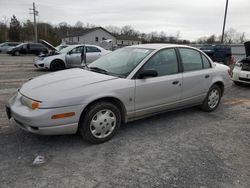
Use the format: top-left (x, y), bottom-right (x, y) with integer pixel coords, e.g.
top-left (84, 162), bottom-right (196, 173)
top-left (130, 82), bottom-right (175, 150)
top-left (172, 80), bottom-right (179, 85)
top-left (205, 75), bottom-right (210, 78)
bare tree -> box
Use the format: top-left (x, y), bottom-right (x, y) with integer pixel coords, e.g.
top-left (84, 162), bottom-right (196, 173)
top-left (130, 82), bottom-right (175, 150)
top-left (121, 25), bottom-right (139, 36)
top-left (75, 21), bottom-right (83, 28)
top-left (105, 25), bottom-right (121, 35)
top-left (206, 35), bottom-right (216, 44)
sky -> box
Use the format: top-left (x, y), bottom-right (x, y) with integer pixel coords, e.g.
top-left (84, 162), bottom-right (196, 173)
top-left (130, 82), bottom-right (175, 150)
top-left (0, 0), bottom-right (249, 41)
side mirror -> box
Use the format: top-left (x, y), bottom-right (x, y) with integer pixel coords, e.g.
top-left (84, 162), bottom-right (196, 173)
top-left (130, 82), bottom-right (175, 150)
top-left (138, 69), bottom-right (158, 79)
top-left (67, 51), bottom-right (72, 55)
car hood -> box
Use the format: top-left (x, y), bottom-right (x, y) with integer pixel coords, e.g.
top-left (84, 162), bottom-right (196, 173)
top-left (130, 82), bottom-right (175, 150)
top-left (244, 41), bottom-right (250, 57)
top-left (40, 39), bottom-right (57, 51)
top-left (38, 51), bottom-right (61, 58)
top-left (20, 68), bottom-right (117, 103)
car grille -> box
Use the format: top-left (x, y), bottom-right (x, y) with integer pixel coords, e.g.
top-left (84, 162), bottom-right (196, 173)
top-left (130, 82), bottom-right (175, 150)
top-left (239, 77), bottom-right (250, 82)
top-left (242, 63), bottom-right (250, 71)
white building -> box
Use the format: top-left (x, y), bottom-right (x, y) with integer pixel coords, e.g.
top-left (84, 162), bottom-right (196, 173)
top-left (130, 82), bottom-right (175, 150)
top-left (62, 27), bottom-right (142, 50)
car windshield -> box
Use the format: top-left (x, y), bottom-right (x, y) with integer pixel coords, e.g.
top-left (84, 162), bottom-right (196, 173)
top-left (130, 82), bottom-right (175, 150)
top-left (88, 47), bottom-right (153, 77)
top-left (59, 46), bottom-right (76, 53)
top-left (15, 43), bottom-right (25, 48)
top-left (55, 45), bottom-right (68, 52)
top-left (0, 43), bottom-right (6, 47)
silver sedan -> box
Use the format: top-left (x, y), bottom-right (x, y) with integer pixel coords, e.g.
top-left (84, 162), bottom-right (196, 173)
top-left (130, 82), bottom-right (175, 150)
top-left (33, 44), bottom-right (111, 71)
top-left (6, 44), bottom-right (232, 144)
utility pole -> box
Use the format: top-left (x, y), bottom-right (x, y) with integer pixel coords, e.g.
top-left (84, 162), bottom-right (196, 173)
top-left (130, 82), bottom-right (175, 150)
top-left (29, 2), bottom-right (38, 43)
top-left (221, 0), bottom-right (229, 43)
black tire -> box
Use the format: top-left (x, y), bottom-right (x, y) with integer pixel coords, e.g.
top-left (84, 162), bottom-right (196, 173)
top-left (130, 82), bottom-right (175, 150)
top-left (200, 85), bottom-right (222, 112)
top-left (14, 51), bottom-right (20, 56)
top-left (233, 81), bottom-right (242, 86)
top-left (79, 102), bottom-right (121, 144)
top-left (50, 60), bottom-right (65, 71)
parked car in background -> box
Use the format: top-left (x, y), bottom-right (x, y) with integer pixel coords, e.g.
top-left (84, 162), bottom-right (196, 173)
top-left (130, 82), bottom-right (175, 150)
top-left (7, 43), bottom-right (48, 56)
top-left (200, 44), bottom-right (232, 65)
top-left (232, 41), bottom-right (250, 85)
top-left (6, 44), bottom-right (232, 144)
top-left (33, 44), bottom-right (111, 71)
top-left (0, 42), bottom-right (21, 53)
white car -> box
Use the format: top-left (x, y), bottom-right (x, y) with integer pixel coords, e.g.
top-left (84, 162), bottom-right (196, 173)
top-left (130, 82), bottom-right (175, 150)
top-left (34, 44), bottom-right (111, 71)
top-left (232, 57), bottom-right (250, 85)
top-left (232, 41), bottom-right (250, 85)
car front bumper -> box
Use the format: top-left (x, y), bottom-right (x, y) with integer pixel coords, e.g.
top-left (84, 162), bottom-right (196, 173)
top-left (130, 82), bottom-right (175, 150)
top-left (232, 69), bottom-right (250, 83)
top-left (6, 92), bottom-right (85, 135)
top-left (33, 58), bottom-right (50, 70)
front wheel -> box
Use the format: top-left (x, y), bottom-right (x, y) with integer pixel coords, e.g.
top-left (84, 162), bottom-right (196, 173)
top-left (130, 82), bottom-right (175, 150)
top-left (79, 102), bottom-right (121, 144)
top-left (50, 60), bottom-right (65, 71)
top-left (200, 85), bottom-right (222, 112)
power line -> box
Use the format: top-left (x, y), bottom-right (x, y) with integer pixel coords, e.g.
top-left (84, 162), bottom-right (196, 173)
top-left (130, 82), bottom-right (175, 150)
top-left (29, 2), bottom-right (38, 43)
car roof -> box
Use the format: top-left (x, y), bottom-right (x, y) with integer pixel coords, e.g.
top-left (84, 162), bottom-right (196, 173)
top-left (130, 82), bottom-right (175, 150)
top-left (127, 43), bottom-right (192, 50)
top-left (72, 44), bottom-right (100, 48)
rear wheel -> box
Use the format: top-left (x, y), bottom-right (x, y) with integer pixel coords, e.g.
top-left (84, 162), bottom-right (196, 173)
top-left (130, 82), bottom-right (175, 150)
top-left (50, 60), bottom-right (65, 71)
top-left (200, 85), bottom-right (222, 112)
top-left (79, 102), bottom-right (121, 144)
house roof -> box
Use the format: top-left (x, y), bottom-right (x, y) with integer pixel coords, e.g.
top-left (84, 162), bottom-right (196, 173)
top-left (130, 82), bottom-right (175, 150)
top-left (64, 27), bottom-right (142, 42)
top-left (65, 27), bottom-right (115, 38)
top-left (114, 34), bottom-right (141, 41)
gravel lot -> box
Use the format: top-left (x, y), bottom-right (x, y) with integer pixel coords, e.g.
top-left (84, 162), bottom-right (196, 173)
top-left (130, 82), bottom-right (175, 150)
top-left (0, 54), bottom-right (249, 188)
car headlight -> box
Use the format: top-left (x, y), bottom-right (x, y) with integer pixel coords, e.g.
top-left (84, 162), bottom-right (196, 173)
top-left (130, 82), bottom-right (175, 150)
top-left (235, 62), bottom-right (242, 67)
top-left (39, 57), bottom-right (45, 61)
top-left (21, 95), bottom-right (41, 110)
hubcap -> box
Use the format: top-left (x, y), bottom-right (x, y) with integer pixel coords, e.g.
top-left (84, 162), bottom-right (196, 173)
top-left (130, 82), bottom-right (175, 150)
top-left (90, 109), bottom-right (116, 139)
top-left (208, 89), bottom-right (220, 109)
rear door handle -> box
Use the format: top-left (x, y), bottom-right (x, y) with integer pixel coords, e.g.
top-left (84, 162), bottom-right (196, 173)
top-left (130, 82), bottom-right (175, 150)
top-left (172, 80), bottom-right (179, 85)
top-left (205, 75), bottom-right (210, 78)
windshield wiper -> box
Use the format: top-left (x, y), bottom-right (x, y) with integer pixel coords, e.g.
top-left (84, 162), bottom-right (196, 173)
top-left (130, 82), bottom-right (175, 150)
top-left (87, 67), bottom-right (125, 78)
top-left (89, 67), bottom-right (109, 74)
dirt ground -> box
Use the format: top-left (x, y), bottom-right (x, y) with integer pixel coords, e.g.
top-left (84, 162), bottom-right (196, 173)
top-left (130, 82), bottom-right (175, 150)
top-left (0, 54), bottom-right (249, 188)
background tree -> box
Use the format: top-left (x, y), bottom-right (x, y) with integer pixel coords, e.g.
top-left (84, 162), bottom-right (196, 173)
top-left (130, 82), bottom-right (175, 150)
top-left (37, 22), bottom-right (61, 45)
top-left (0, 16), bottom-right (9, 42)
top-left (206, 35), bottom-right (216, 44)
top-left (121, 25), bottom-right (139, 36)
top-left (8, 15), bottom-right (21, 41)
top-left (75, 21), bottom-right (83, 28)
top-left (20, 20), bottom-right (33, 42)
top-left (0, 23), bottom-right (8, 42)
top-left (105, 25), bottom-right (121, 35)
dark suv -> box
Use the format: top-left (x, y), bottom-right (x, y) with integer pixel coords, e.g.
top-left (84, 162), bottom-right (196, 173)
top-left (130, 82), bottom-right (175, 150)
top-left (200, 44), bottom-right (232, 65)
top-left (7, 43), bottom-right (48, 56)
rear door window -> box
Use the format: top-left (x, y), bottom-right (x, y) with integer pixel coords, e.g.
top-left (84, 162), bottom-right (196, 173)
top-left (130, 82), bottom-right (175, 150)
top-left (71, 46), bottom-right (84, 54)
top-left (86, 46), bottom-right (101, 53)
top-left (201, 54), bottom-right (211, 69)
